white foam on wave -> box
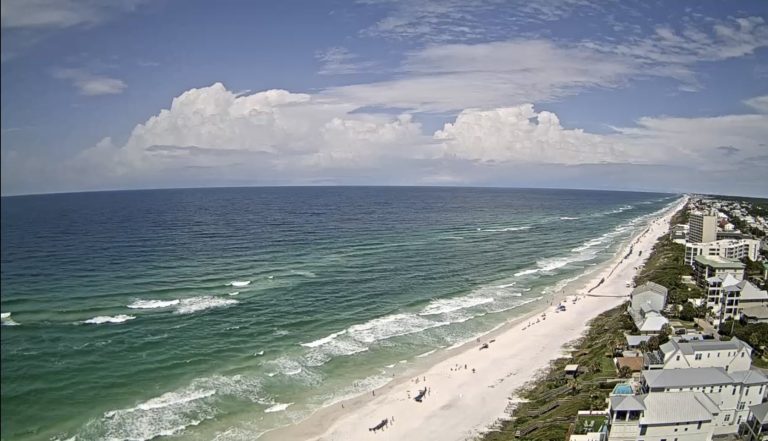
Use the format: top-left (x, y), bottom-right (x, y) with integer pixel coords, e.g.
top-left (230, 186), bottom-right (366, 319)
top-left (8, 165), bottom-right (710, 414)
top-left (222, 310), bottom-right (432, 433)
top-left (174, 296), bottom-right (238, 315)
top-left (476, 226), bottom-right (531, 232)
top-left (108, 389), bottom-right (217, 416)
top-left (301, 330), bottom-right (347, 348)
top-left (1, 312), bottom-right (19, 326)
top-left (89, 374), bottom-right (266, 441)
top-left (601, 204), bottom-right (634, 216)
top-left (228, 292), bottom-right (239, 296)
top-left (514, 268), bottom-right (541, 277)
top-left (560, 216), bottom-right (580, 220)
top-left (264, 402), bottom-right (293, 413)
top-left (416, 349), bottom-right (437, 358)
top-left (128, 299), bottom-right (180, 309)
top-left (418, 296), bottom-right (494, 316)
top-left (346, 313), bottom-right (449, 344)
top-left (83, 315), bottom-right (136, 325)
top-left (496, 282), bottom-right (516, 288)
top-left (289, 270), bottom-right (317, 278)
top-left (228, 280), bottom-right (251, 287)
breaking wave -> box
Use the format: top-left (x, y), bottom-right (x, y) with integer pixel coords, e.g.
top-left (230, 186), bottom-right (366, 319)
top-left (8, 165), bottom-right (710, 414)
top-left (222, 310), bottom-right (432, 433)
top-left (264, 402), bottom-right (293, 413)
top-left (128, 299), bottom-right (180, 309)
top-left (1, 312), bottom-right (19, 326)
top-left (228, 280), bottom-right (251, 287)
top-left (419, 296), bottom-right (494, 316)
top-left (83, 315), bottom-right (136, 325)
top-left (476, 226), bottom-right (531, 232)
top-left (174, 297), bottom-right (238, 315)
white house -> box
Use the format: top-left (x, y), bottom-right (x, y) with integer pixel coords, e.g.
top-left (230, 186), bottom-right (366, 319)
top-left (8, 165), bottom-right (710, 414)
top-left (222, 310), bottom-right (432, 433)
top-left (628, 282), bottom-right (669, 335)
top-left (607, 392), bottom-right (718, 441)
top-left (644, 337), bottom-right (753, 372)
top-left (642, 367), bottom-right (768, 434)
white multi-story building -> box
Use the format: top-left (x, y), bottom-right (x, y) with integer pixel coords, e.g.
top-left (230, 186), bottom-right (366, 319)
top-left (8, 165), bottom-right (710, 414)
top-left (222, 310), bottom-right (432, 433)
top-left (684, 239), bottom-right (761, 265)
top-left (607, 392), bottom-right (718, 441)
top-left (693, 255), bottom-right (745, 287)
top-left (644, 337), bottom-right (752, 372)
top-left (704, 277), bottom-right (768, 325)
top-left (609, 338), bottom-right (768, 440)
top-left (642, 367), bottom-right (768, 433)
top-left (689, 212), bottom-right (718, 243)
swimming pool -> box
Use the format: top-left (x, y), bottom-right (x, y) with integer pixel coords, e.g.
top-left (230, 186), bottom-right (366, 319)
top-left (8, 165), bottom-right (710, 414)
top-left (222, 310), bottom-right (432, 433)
top-left (612, 384), bottom-right (633, 395)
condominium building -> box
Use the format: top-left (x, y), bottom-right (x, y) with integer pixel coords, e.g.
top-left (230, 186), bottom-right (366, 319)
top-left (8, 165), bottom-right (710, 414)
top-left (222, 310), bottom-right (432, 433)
top-left (689, 212), bottom-right (718, 243)
top-left (693, 255), bottom-right (745, 287)
top-left (684, 239), bottom-right (761, 266)
top-left (704, 276), bottom-right (768, 325)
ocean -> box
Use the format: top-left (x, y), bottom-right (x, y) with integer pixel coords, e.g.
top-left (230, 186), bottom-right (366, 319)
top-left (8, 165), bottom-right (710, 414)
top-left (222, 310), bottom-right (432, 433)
top-left (0, 187), bottom-right (677, 440)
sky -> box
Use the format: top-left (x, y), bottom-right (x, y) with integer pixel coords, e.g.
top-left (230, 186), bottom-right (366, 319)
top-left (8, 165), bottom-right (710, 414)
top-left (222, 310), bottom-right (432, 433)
top-left (1, 0), bottom-right (767, 196)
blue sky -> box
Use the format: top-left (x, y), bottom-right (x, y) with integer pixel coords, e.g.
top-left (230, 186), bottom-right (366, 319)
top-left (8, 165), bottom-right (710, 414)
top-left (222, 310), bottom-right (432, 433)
top-left (1, 0), bottom-right (767, 196)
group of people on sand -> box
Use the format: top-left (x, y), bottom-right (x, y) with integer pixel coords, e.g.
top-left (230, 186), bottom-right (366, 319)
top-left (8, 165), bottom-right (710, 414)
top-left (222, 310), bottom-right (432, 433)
top-left (369, 416), bottom-right (395, 433)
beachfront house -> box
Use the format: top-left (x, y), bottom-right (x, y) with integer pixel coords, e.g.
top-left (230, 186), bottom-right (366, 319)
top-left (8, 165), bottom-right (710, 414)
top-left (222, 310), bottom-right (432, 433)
top-left (641, 367), bottom-right (768, 434)
top-left (643, 337), bottom-right (753, 371)
top-left (607, 392), bottom-right (718, 441)
top-left (628, 282), bottom-right (669, 335)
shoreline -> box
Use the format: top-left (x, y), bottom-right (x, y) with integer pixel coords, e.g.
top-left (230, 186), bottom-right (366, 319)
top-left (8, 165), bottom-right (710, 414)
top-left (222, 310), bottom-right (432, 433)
top-left (261, 196), bottom-right (687, 441)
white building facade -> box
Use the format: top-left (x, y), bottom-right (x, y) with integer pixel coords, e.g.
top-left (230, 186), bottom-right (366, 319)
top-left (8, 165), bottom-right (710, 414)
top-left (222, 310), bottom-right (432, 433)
top-left (684, 239), bottom-right (760, 266)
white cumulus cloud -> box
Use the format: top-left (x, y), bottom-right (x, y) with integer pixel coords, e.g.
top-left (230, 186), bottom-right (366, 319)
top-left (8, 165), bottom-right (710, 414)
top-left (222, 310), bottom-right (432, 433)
top-left (434, 105), bottom-right (628, 165)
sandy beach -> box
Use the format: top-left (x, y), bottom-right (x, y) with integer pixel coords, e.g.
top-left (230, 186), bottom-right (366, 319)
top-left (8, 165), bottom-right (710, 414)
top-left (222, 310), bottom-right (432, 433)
top-left (263, 197), bottom-right (687, 441)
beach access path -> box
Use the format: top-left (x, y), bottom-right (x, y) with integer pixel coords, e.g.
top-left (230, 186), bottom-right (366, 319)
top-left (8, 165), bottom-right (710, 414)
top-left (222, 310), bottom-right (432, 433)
top-left (264, 197), bottom-right (687, 441)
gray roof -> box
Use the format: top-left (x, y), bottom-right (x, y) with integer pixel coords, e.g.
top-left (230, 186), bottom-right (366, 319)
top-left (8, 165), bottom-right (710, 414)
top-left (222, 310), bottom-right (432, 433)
top-left (727, 369), bottom-right (768, 386)
top-left (741, 304), bottom-right (768, 319)
top-left (750, 401), bottom-right (768, 424)
top-left (664, 337), bottom-right (751, 356)
top-left (639, 315), bottom-right (668, 332)
top-left (737, 280), bottom-right (768, 301)
top-left (694, 255), bottom-right (745, 269)
top-left (625, 334), bottom-right (652, 346)
top-left (610, 395), bottom-right (644, 411)
top-left (631, 281), bottom-right (668, 297)
top-left (643, 367), bottom-right (733, 388)
top-left (639, 392), bottom-right (718, 424)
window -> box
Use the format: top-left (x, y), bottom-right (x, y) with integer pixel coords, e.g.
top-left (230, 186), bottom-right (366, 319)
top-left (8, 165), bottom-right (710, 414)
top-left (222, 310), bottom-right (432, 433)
top-left (676, 355), bottom-right (680, 361)
top-left (640, 426), bottom-right (647, 435)
top-left (695, 353), bottom-right (702, 360)
top-left (725, 414), bottom-right (731, 422)
top-left (738, 402), bottom-right (746, 410)
top-left (733, 386), bottom-right (737, 395)
top-left (741, 352), bottom-right (745, 357)
top-left (707, 353), bottom-right (710, 358)
top-left (697, 422), bottom-right (702, 430)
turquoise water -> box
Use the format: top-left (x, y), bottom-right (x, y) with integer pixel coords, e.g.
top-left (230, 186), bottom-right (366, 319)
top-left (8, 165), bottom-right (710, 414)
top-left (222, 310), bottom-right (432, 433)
top-left (1, 187), bottom-right (678, 440)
